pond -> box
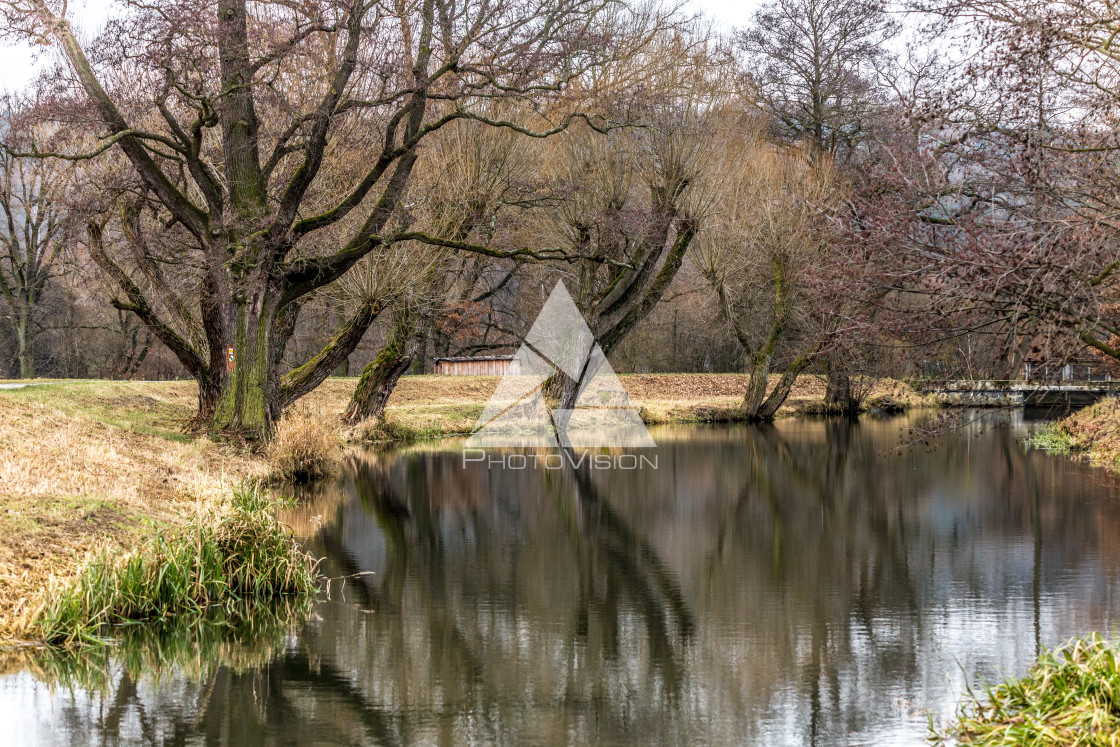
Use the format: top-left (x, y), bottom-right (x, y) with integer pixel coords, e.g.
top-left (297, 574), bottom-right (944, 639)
top-left (4, 411), bottom-right (1120, 745)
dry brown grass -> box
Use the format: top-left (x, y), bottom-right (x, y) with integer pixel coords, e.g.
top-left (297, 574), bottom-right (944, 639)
top-left (267, 410), bottom-right (343, 482)
top-left (0, 381), bottom-right (267, 642)
top-left (301, 373), bottom-right (931, 428)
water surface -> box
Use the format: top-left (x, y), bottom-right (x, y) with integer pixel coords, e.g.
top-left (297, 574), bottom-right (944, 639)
top-left (5, 411), bottom-right (1120, 745)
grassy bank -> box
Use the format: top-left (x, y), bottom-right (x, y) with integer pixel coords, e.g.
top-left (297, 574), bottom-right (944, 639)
top-left (0, 380), bottom-right (272, 642)
top-left (33, 486), bottom-right (317, 646)
top-left (1026, 397), bottom-right (1120, 469)
top-left (935, 635), bottom-right (1120, 745)
top-left (345, 373), bottom-right (932, 440)
top-left (0, 374), bottom-right (928, 641)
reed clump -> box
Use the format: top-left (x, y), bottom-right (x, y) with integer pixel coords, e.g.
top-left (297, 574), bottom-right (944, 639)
top-left (937, 634), bottom-right (1120, 745)
top-left (27, 596), bottom-right (310, 691)
top-left (267, 411), bottom-right (343, 482)
top-left (32, 486), bottom-right (318, 647)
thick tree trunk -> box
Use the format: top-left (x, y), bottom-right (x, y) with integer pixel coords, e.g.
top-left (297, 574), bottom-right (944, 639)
top-left (280, 302), bottom-right (382, 408)
top-left (544, 369), bottom-right (581, 439)
top-left (16, 300), bottom-right (33, 379)
top-left (544, 320), bottom-right (598, 412)
top-left (211, 298), bottom-right (279, 440)
top-left (743, 348), bottom-right (815, 422)
top-left (343, 317), bottom-right (422, 424)
top-left (195, 376), bottom-right (222, 429)
top-left (343, 353), bottom-right (413, 424)
top-left (756, 352), bottom-right (814, 420)
top-left (742, 355), bottom-right (771, 417)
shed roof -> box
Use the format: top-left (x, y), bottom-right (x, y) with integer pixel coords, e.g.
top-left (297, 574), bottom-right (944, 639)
top-left (433, 355), bottom-right (517, 362)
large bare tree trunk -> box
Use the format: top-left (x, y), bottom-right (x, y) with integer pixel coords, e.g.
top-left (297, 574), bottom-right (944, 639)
top-left (196, 376), bottom-right (222, 429)
top-left (756, 352), bottom-right (815, 420)
top-left (16, 298), bottom-right (33, 379)
top-left (743, 349), bottom-right (816, 421)
top-left (343, 353), bottom-right (413, 425)
top-left (743, 356), bottom-right (771, 416)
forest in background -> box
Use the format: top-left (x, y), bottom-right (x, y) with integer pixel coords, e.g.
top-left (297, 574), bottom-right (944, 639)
top-left (2, 0), bottom-right (1120, 436)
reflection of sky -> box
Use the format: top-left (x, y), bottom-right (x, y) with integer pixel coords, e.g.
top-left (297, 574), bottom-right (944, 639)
top-left (7, 414), bottom-right (1120, 745)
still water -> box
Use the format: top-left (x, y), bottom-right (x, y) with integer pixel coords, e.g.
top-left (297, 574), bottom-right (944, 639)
top-left (4, 411), bottom-right (1120, 745)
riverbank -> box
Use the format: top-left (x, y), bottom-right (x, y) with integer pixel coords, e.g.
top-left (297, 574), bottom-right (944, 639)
top-left (935, 634), bottom-right (1120, 745)
top-left (33, 485), bottom-right (317, 646)
top-left (347, 373), bottom-right (932, 439)
top-left (0, 374), bottom-right (929, 642)
top-left (1027, 397), bottom-right (1120, 470)
top-left (0, 381), bottom-right (273, 642)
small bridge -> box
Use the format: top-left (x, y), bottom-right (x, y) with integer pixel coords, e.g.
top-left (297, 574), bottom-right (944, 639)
top-left (928, 380), bottom-right (1120, 407)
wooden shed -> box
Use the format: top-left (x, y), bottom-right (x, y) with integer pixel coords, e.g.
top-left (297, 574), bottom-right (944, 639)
top-left (434, 355), bottom-right (520, 376)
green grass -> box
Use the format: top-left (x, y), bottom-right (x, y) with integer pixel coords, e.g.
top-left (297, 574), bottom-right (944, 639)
top-left (935, 634), bottom-right (1120, 745)
top-left (1025, 423), bottom-right (1079, 456)
top-left (0, 381), bottom-right (195, 442)
top-left (32, 596), bottom-right (310, 691)
top-left (33, 485), bottom-right (319, 647)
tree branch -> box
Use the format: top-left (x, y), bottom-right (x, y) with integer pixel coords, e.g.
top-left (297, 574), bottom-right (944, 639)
top-left (280, 299), bottom-right (383, 407)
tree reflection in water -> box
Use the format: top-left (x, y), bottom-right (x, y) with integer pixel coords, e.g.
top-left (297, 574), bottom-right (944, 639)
top-left (10, 411), bottom-right (1120, 746)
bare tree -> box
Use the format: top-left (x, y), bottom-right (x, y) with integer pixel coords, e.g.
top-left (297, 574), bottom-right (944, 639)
top-left (737, 0), bottom-right (898, 159)
top-left (737, 0), bottom-right (898, 411)
top-left (340, 111), bottom-right (539, 424)
top-left (696, 142), bottom-right (840, 419)
top-left (2, 0), bottom-right (650, 438)
top-left (846, 0), bottom-right (1120, 379)
top-left (532, 26), bottom-right (741, 408)
top-left (0, 117), bottom-right (67, 378)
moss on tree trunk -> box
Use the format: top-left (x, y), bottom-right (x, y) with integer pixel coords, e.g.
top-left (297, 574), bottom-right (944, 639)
top-left (343, 310), bottom-right (423, 424)
top-left (211, 302), bottom-right (278, 440)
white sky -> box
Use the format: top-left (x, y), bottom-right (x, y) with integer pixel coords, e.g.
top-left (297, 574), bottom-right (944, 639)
top-left (0, 0), bottom-right (761, 92)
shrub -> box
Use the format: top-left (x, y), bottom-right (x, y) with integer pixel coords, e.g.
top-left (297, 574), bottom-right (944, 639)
top-left (33, 486), bottom-right (319, 646)
top-left (268, 411), bottom-right (342, 482)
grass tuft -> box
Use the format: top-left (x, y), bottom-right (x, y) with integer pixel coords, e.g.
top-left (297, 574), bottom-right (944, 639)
top-left (935, 634), bottom-right (1120, 746)
top-left (349, 416), bottom-right (425, 445)
top-left (1025, 423), bottom-right (1079, 455)
top-left (268, 411), bottom-right (343, 482)
top-left (31, 485), bottom-right (318, 647)
top-left (26, 596), bottom-right (310, 691)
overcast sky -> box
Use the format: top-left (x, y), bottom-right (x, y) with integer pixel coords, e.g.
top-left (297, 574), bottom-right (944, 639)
top-left (0, 0), bottom-right (761, 92)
